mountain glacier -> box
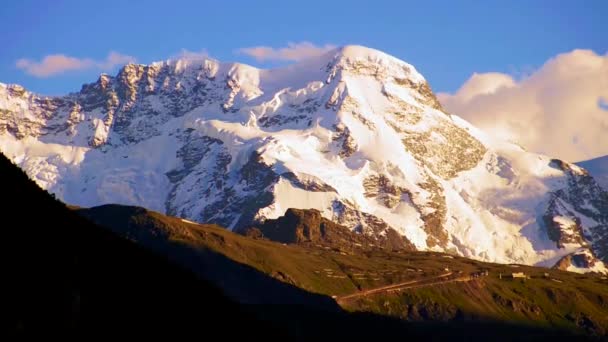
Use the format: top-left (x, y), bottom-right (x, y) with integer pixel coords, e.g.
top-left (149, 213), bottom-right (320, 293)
top-left (1, 45), bottom-right (606, 273)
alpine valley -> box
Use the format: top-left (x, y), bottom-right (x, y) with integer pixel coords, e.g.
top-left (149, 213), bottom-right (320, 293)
top-left (2, 45), bottom-right (607, 274)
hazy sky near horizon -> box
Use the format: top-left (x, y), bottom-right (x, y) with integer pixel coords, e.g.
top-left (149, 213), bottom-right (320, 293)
top-left (1, 0), bottom-right (606, 161)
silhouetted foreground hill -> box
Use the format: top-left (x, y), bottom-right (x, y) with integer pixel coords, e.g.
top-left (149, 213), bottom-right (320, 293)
top-left (3, 152), bottom-right (602, 340)
top-left (2, 153), bottom-right (286, 337)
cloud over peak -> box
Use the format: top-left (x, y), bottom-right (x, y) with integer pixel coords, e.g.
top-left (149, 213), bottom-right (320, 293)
top-left (439, 49), bottom-right (608, 162)
top-left (170, 49), bottom-right (209, 61)
top-left (237, 41), bottom-right (336, 62)
top-left (16, 52), bottom-right (136, 77)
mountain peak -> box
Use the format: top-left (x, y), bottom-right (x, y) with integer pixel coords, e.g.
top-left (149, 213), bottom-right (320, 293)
top-left (322, 45), bottom-right (426, 84)
top-left (334, 45), bottom-right (404, 64)
top-left (2, 46), bottom-right (607, 274)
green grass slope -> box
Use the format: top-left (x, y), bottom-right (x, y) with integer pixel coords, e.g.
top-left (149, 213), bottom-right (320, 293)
top-left (79, 204), bottom-right (608, 338)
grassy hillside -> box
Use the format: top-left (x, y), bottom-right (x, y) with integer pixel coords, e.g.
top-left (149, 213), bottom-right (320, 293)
top-left (347, 273), bottom-right (608, 335)
top-left (79, 204), bottom-right (608, 337)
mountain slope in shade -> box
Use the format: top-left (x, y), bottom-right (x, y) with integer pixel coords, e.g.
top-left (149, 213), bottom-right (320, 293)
top-left (577, 155), bottom-right (608, 190)
top-left (1, 153), bottom-right (284, 336)
top-left (5, 151), bottom-right (601, 339)
top-left (1, 45), bottom-right (607, 272)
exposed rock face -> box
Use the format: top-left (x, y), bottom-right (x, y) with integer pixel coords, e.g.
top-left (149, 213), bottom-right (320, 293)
top-left (577, 155), bottom-right (608, 191)
top-left (281, 172), bottom-right (337, 193)
top-left (544, 159), bottom-right (608, 263)
top-left (543, 205), bottom-right (586, 248)
top-left (1, 45), bottom-right (606, 273)
top-left (400, 122), bottom-right (486, 180)
top-left (363, 174), bottom-right (408, 209)
top-left (246, 208), bottom-right (415, 252)
top-left (553, 249), bottom-right (604, 273)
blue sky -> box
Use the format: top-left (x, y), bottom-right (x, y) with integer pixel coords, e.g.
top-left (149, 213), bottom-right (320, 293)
top-left (1, 0), bottom-right (606, 95)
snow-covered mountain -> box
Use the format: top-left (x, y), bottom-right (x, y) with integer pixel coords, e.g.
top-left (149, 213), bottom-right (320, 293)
top-left (577, 155), bottom-right (608, 191)
top-left (1, 45), bottom-right (606, 273)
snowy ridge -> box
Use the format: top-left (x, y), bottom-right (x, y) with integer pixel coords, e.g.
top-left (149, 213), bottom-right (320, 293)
top-left (1, 45), bottom-right (607, 273)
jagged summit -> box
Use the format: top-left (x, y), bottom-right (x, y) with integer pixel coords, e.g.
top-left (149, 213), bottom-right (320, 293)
top-left (1, 46), bottom-right (606, 273)
top-left (74, 44), bottom-right (428, 100)
top-left (127, 44), bottom-right (423, 77)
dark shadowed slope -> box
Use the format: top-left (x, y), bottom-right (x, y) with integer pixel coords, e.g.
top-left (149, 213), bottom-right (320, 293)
top-left (76, 204), bottom-right (342, 308)
top-left (2, 152), bottom-right (285, 337)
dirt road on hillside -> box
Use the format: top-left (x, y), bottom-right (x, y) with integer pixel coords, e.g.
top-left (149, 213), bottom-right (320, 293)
top-left (337, 272), bottom-right (472, 302)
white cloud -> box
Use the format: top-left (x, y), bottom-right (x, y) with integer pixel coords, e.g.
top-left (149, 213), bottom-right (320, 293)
top-left (99, 52), bottom-right (137, 69)
top-left (170, 49), bottom-right (209, 61)
top-left (237, 42), bottom-right (336, 62)
top-left (16, 52), bottom-right (136, 77)
top-left (438, 49), bottom-right (608, 162)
